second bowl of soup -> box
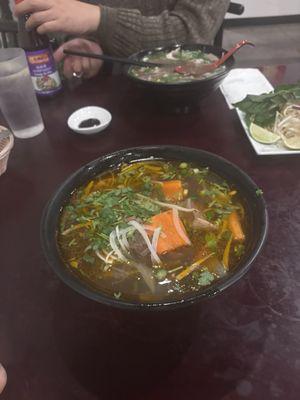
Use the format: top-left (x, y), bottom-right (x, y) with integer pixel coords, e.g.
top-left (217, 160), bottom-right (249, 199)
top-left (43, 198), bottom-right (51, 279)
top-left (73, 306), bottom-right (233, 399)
top-left (125, 44), bottom-right (234, 113)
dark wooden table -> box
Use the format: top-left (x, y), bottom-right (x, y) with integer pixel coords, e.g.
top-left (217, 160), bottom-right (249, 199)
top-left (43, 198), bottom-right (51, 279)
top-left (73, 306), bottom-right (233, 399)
top-left (1, 64), bottom-right (300, 400)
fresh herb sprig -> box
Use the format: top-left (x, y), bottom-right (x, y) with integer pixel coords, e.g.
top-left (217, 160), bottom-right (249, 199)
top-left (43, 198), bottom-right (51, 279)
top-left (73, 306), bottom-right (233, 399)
top-left (234, 83), bottom-right (300, 128)
top-left (62, 187), bottom-right (162, 253)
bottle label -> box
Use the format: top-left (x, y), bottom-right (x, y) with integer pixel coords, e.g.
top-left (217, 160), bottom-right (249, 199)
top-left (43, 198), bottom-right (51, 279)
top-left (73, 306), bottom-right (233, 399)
top-left (26, 48), bottom-right (62, 96)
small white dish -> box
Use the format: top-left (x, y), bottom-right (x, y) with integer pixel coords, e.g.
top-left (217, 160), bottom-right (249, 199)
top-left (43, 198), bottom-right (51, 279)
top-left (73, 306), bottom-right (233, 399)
top-left (68, 106), bottom-right (112, 134)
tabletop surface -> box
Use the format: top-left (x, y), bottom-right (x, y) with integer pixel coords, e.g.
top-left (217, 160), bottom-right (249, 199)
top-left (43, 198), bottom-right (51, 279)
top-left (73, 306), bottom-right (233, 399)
top-left (0, 64), bottom-right (300, 400)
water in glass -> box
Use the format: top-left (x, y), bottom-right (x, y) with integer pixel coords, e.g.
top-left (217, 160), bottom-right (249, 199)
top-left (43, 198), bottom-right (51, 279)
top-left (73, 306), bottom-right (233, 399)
top-left (0, 49), bottom-right (44, 139)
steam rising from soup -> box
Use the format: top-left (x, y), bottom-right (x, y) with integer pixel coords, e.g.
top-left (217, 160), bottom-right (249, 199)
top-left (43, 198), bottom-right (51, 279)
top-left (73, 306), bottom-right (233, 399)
top-left (58, 160), bottom-right (246, 303)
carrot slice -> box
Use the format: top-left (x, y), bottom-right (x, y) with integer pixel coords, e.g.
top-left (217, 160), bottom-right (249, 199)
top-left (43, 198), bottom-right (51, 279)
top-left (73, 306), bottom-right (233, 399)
top-left (149, 210), bottom-right (190, 255)
top-left (161, 180), bottom-right (183, 201)
top-left (176, 253), bottom-right (214, 281)
top-left (228, 211), bottom-right (245, 241)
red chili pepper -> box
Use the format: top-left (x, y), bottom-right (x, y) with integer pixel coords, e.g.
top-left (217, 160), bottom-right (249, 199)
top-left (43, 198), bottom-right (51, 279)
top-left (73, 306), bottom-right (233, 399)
top-left (174, 66), bottom-right (185, 74)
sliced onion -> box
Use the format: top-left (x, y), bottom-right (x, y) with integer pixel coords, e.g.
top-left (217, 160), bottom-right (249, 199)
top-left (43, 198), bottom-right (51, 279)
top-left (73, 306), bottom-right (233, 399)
top-left (105, 250), bottom-right (115, 264)
top-left (109, 231), bottom-right (128, 262)
top-left (277, 115), bottom-right (293, 128)
top-left (166, 51), bottom-right (176, 60)
top-left (274, 113), bottom-right (300, 149)
top-left (128, 220), bottom-right (161, 264)
top-left (95, 250), bottom-right (107, 262)
top-left (166, 48), bottom-right (180, 60)
top-left (116, 225), bottom-right (128, 254)
top-left (274, 111), bottom-right (283, 133)
top-left (172, 208), bottom-right (191, 245)
top-left (103, 250), bottom-right (118, 261)
top-left (137, 194), bottom-right (196, 212)
top-left (120, 226), bottom-right (135, 250)
top-left (121, 231), bottom-right (130, 250)
top-left (144, 224), bottom-right (167, 239)
top-left (151, 227), bottom-right (161, 263)
top-left (283, 103), bottom-right (300, 117)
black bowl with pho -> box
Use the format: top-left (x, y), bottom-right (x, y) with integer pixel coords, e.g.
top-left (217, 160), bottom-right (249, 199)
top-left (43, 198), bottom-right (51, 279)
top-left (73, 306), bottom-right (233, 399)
top-left (40, 146), bottom-right (268, 310)
top-left (124, 43), bottom-right (234, 114)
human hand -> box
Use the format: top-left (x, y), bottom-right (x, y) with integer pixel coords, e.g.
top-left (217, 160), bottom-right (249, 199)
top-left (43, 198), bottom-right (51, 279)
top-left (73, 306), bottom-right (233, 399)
top-left (0, 364), bottom-right (7, 394)
top-left (14, 0), bottom-right (100, 36)
top-left (54, 38), bottom-right (103, 79)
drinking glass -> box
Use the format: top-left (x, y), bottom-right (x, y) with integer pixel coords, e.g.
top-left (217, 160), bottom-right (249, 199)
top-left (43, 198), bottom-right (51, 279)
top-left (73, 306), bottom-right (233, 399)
top-left (0, 48), bottom-right (44, 139)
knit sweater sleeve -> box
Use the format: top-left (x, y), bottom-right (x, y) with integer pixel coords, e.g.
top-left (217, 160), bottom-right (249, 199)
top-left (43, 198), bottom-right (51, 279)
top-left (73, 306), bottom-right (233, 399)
top-left (96, 0), bottom-right (230, 56)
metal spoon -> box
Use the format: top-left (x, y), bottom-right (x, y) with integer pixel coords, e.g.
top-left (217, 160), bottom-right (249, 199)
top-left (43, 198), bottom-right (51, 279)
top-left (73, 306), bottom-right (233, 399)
top-left (175, 40), bottom-right (255, 76)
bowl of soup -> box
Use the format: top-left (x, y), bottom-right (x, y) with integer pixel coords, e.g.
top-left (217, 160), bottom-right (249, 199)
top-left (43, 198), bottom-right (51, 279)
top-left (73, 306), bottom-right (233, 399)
top-left (41, 146), bottom-right (267, 309)
top-left (125, 44), bottom-right (234, 113)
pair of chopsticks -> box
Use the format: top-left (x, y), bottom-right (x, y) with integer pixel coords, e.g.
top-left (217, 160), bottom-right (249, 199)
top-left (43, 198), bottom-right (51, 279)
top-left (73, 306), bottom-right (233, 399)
top-left (63, 49), bottom-right (164, 68)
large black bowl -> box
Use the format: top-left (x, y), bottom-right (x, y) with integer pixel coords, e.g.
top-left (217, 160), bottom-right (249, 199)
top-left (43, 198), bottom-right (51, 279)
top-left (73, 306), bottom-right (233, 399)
top-left (41, 146), bottom-right (268, 310)
top-left (125, 44), bottom-right (234, 113)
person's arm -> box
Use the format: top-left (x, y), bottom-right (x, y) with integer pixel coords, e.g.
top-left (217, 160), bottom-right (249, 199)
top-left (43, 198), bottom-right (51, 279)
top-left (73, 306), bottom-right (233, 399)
top-left (54, 38), bottom-right (103, 79)
top-left (14, 0), bottom-right (100, 36)
top-left (14, 0), bottom-right (230, 56)
top-left (97, 0), bottom-right (230, 56)
top-left (0, 364), bottom-right (7, 395)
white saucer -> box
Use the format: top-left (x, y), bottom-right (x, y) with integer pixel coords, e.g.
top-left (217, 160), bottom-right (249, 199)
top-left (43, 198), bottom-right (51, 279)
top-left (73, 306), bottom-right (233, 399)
top-left (68, 106), bottom-right (112, 134)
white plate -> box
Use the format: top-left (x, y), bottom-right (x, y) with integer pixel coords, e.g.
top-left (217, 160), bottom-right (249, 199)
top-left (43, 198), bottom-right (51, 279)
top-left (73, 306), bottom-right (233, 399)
top-left (68, 106), bottom-right (112, 135)
top-left (220, 68), bottom-right (299, 156)
top-left (236, 109), bottom-right (300, 156)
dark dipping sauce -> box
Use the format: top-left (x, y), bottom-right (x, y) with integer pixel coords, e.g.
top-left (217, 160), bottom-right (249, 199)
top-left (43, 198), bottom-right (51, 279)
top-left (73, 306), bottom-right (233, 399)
top-left (79, 118), bottom-right (101, 129)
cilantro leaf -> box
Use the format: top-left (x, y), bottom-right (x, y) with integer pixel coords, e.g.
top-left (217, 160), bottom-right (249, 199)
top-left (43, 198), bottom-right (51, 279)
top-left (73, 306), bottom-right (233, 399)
top-left (197, 270), bottom-right (215, 286)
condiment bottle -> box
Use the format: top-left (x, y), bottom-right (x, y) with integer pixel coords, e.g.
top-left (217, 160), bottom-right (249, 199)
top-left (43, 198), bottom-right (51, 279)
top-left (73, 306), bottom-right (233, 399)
top-left (16, 0), bottom-right (62, 97)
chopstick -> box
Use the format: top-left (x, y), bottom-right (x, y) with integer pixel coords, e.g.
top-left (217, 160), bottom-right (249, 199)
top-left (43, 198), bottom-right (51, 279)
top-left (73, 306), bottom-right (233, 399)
top-left (63, 49), bottom-right (162, 68)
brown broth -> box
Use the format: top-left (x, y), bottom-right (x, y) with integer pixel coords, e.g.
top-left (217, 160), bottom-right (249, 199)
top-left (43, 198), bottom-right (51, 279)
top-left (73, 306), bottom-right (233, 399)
top-left (129, 49), bottom-right (226, 84)
top-left (57, 160), bottom-right (247, 302)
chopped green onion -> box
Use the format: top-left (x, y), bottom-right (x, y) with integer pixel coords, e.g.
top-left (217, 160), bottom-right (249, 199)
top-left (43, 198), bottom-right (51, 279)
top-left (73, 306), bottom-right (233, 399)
top-left (179, 162), bottom-right (188, 169)
top-left (155, 269), bottom-right (167, 281)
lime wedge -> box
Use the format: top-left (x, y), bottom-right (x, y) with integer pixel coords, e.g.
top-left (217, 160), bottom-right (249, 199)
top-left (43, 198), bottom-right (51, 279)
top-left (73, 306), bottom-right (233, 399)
top-left (249, 123), bottom-right (280, 144)
top-left (282, 135), bottom-right (300, 150)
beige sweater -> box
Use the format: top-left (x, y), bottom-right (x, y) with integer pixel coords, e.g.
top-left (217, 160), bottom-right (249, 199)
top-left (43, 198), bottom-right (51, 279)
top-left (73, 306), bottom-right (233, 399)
top-left (96, 0), bottom-right (230, 56)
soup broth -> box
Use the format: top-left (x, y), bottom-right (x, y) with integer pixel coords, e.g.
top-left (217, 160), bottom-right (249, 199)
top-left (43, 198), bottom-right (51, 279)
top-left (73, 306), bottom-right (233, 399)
top-left (129, 48), bottom-right (226, 84)
top-left (58, 161), bottom-right (247, 303)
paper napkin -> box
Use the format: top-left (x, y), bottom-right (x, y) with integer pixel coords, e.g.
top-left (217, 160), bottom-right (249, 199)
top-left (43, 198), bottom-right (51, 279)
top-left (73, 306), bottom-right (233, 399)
top-left (220, 68), bottom-right (274, 109)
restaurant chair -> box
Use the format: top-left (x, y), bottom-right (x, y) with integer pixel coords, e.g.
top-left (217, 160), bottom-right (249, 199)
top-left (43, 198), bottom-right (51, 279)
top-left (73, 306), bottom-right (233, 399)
top-left (0, 0), bottom-right (18, 48)
top-left (0, 19), bottom-right (18, 48)
top-left (214, 2), bottom-right (245, 47)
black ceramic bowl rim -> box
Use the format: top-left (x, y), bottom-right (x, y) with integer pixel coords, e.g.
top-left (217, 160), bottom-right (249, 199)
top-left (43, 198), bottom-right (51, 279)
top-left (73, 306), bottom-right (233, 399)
top-left (125, 43), bottom-right (235, 88)
top-left (41, 146), bottom-right (268, 310)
